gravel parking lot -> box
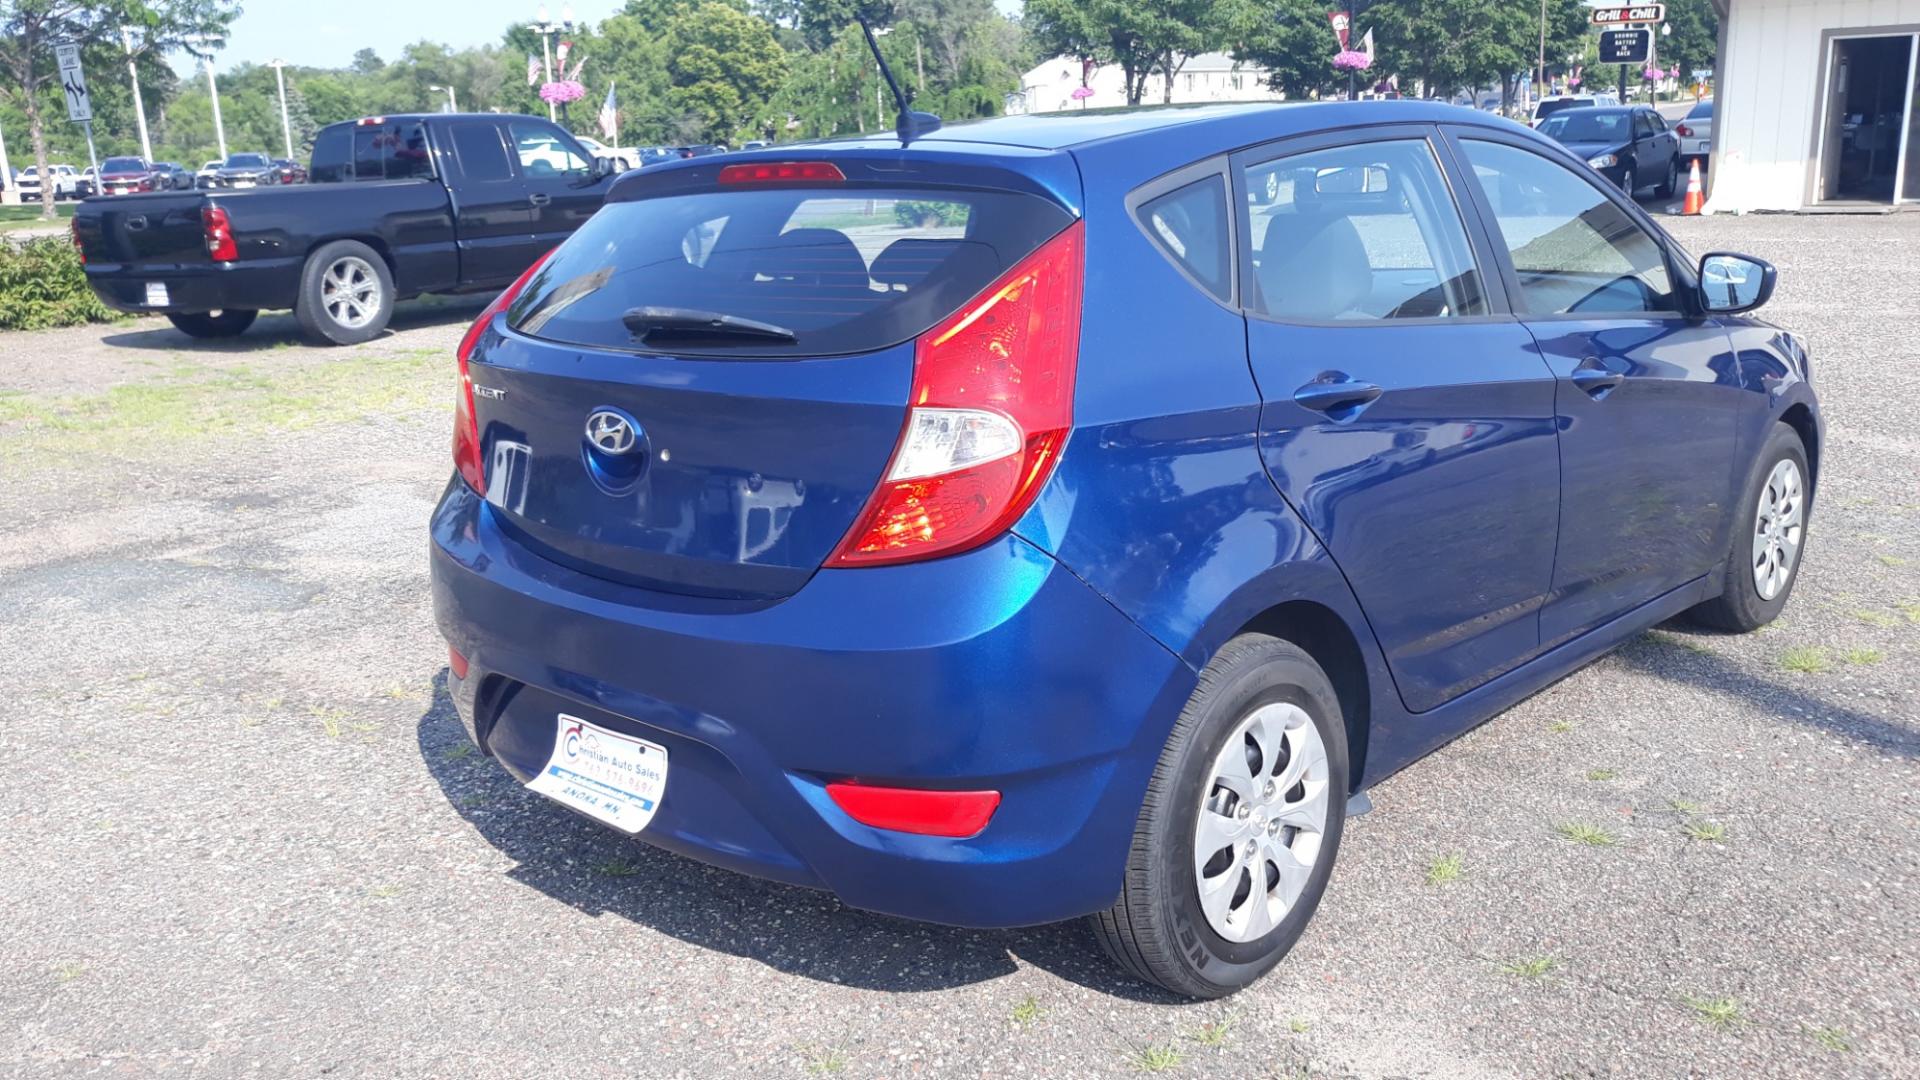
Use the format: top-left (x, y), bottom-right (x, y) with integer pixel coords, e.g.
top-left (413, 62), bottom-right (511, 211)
top-left (1, 211), bottom-right (1914, 1080)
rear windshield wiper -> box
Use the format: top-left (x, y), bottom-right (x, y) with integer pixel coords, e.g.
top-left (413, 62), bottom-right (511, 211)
top-left (621, 306), bottom-right (797, 344)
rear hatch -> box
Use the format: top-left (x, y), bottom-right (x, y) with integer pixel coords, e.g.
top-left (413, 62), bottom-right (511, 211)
top-left (467, 150), bottom-right (1079, 601)
top-left (73, 192), bottom-right (211, 269)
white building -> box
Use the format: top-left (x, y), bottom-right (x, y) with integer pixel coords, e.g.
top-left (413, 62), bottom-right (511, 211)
top-left (1010, 53), bottom-right (1286, 115)
top-left (1710, 0), bottom-right (1920, 211)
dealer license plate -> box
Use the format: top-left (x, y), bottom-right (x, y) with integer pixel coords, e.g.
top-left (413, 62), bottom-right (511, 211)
top-left (525, 714), bottom-right (667, 834)
top-left (144, 282), bottom-right (169, 307)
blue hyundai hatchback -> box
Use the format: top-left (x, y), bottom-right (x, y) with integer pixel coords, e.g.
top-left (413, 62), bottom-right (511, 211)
top-left (430, 101), bottom-right (1820, 997)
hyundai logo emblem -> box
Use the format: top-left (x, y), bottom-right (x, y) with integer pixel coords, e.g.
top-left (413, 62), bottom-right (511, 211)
top-left (585, 409), bottom-right (640, 456)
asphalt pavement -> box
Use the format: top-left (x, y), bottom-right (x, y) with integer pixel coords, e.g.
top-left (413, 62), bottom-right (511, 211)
top-left (0, 211), bottom-right (1913, 1079)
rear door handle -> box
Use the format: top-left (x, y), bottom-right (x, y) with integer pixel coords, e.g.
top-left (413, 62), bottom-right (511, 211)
top-left (1571, 357), bottom-right (1624, 398)
top-left (528, 192), bottom-right (552, 207)
top-left (1293, 378), bottom-right (1384, 415)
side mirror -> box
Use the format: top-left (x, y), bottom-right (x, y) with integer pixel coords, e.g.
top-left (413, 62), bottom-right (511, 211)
top-left (1698, 252), bottom-right (1776, 314)
top-left (592, 155), bottom-right (622, 182)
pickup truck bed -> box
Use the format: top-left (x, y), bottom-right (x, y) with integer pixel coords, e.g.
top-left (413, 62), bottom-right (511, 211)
top-left (74, 112), bottom-right (617, 345)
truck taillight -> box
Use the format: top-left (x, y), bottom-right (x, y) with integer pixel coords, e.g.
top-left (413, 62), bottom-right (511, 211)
top-left (826, 220), bottom-right (1085, 567)
top-left (69, 219), bottom-right (83, 264)
top-left (201, 206), bottom-right (237, 261)
top-left (454, 249), bottom-right (555, 494)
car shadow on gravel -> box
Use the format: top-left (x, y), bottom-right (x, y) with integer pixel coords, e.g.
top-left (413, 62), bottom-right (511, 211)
top-left (100, 297), bottom-right (490, 353)
top-left (1626, 623), bottom-right (1920, 759)
top-left (414, 671), bottom-right (1191, 1003)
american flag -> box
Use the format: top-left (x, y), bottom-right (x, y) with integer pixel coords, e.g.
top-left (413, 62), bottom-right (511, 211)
top-left (598, 81), bottom-right (618, 141)
top-left (526, 54), bottom-right (540, 86)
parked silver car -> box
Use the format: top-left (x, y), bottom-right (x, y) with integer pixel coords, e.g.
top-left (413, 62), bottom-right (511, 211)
top-left (1677, 98), bottom-right (1714, 163)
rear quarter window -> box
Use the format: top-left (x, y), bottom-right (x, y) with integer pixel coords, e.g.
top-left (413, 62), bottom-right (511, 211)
top-left (509, 187), bottom-right (1075, 357)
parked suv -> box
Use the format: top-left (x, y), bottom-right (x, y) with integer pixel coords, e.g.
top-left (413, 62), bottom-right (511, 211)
top-left (430, 102), bottom-right (1820, 998)
top-left (15, 164), bottom-right (79, 200)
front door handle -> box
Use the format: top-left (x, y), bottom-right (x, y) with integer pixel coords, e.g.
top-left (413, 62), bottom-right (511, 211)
top-left (1293, 378), bottom-right (1384, 416)
top-left (1571, 357), bottom-right (1624, 398)
top-left (528, 192), bottom-right (552, 207)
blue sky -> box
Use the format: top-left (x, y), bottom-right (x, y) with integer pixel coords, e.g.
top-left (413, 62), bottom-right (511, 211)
top-left (194, 0), bottom-right (1024, 73)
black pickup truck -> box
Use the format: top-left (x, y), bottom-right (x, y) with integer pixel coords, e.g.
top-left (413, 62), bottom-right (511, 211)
top-left (74, 113), bottom-right (619, 344)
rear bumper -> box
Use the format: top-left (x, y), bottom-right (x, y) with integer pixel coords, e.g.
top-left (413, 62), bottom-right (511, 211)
top-left (84, 257), bottom-right (303, 315)
top-left (429, 479), bottom-right (1193, 928)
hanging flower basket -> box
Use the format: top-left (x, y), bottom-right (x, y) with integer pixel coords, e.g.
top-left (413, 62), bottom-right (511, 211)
top-left (1070, 85), bottom-right (1095, 100)
top-left (1332, 50), bottom-right (1372, 72)
top-left (540, 80), bottom-right (587, 105)
top-left (1641, 66), bottom-right (1659, 81)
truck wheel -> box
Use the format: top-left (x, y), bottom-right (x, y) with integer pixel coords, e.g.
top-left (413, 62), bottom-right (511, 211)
top-left (166, 309), bottom-right (258, 339)
top-left (296, 240), bottom-right (394, 346)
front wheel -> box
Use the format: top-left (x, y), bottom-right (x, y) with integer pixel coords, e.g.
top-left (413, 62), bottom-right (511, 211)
top-left (295, 240), bottom-right (394, 346)
top-left (166, 309), bottom-right (259, 339)
top-left (1091, 634), bottom-right (1348, 998)
top-left (1655, 156), bottom-right (1679, 199)
top-left (1689, 422), bottom-right (1810, 632)
top-left (1617, 159), bottom-right (1637, 195)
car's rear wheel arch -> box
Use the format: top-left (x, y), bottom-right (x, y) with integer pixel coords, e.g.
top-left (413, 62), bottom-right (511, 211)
top-left (1236, 600), bottom-right (1369, 795)
top-left (307, 234), bottom-right (397, 279)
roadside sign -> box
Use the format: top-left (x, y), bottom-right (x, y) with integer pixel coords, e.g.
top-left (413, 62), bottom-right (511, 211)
top-left (1599, 28), bottom-right (1652, 65)
top-left (55, 42), bottom-right (91, 123)
top-left (1591, 4), bottom-right (1664, 25)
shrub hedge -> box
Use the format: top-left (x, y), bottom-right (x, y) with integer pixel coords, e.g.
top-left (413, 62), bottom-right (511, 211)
top-left (0, 237), bottom-right (117, 331)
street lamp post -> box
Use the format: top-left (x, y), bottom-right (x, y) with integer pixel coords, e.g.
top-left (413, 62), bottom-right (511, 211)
top-left (269, 60), bottom-right (294, 159)
top-left (187, 36), bottom-right (229, 160)
top-left (428, 84), bottom-right (458, 113)
top-left (121, 27), bottom-right (155, 163)
top-left (530, 4), bottom-right (575, 123)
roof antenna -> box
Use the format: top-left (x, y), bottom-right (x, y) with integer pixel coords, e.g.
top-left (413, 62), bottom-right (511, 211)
top-left (857, 17), bottom-right (941, 144)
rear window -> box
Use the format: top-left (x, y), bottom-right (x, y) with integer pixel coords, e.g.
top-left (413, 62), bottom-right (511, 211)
top-left (508, 187), bottom-right (1075, 357)
top-left (310, 122), bottom-right (433, 183)
top-left (1686, 99), bottom-right (1715, 119)
top-left (1533, 98), bottom-right (1590, 121)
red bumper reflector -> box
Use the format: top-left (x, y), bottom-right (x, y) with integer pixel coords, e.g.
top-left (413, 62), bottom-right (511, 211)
top-left (825, 782), bottom-right (1001, 837)
top-left (447, 646), bottom-right (470, 680)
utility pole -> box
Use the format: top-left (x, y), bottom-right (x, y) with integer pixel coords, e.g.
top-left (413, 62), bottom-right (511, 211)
top-left (206, 56), bottom-right (227, 159)
top-left (270, 60), bottom-right (293, 159)
top-left (1537, 0), bottom-right (1548, 109)
top-left (121, 27), bottom-right (154, 163)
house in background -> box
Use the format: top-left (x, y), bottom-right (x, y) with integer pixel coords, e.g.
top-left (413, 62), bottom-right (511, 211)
top-left (1009, 53), bottom-right (1287, 115)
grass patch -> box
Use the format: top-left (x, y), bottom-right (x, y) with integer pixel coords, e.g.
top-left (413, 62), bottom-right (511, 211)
top-left (0, 202), bottom-right (76, 224)
top-left (1843, 647), bottom-right (1884, 666)
top-left (799, 1046), bottom-right (849, 1074)
top-left (0, 352), bottom-right (445, 469)
top-left (1498, 955), bottom-right (1558, 979)
top-left (1779, 646), bottom-right (1831, 674)
top-left (54, 961), bottom-right (86, 982)
top-left (1681, 820), bottom-right (1727, 842)
top-left (1127, 1044), bottom-right (1185, 1073)
top-left (1900, 601), bottom-right (1920, 623)
top-left (1680, 994), bottom-right (1745, 1029)
top-left (1667, 798), bottom-right (1703, 814)
top-left (1425, 852), bottom-right (1464, 885)
top-left (1547, 719), bottom-right (1575, 734)
top-left (1585, 768), bottom-right (1618, 782)
top-left (368, 883), bottom-right (402, 899)
top-left (1554, 822), bottom-right (1617, 846)
top-left (1288, 1017), bottom-right (1311, 1034)
top-left (1876, 553), bottom-right (1908, 567)
top-left (596, 856), bottom-right (647, 877)
top-left (1850, 609), bottom-right (1898, 627)
top-left (1010, 994), bottom-right (1044, 1027)
top-left (1186, 1016), bottom-right (1233, 1047)
top-left (1806, 1025), bottom-right (1851, 1052)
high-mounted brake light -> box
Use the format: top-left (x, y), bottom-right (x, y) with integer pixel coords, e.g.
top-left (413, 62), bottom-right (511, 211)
top-left (357, 116), bottom-right (386, 126)
top-left (201, 206), bottom-right (237, 262)
top-left (827, 219), bottom-right (1085, 567)
top-left (718, 161), bottom-right (845, 184)
top-left (826, 781), bottom-right (1001, 837)
top-left (453, 248), bottom-right (555, 494)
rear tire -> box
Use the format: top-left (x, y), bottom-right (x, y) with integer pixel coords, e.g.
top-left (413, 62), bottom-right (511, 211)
top-left (166, 309), bottom-right (258, 339)
top-left (295, 240), bottom-right (394, 346)
top-left (1091, 634), bottom-right (1348, 998)
top-left (1689, 423), bottom-right (1810, 632)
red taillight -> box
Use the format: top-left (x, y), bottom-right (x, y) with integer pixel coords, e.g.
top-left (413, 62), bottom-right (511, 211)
top-left (69, 219), bottom-right (83, 264)
top-left (1676, 124), bottom-right (1693, 137)
top-left (454, 248), bottom-right (556, 493)
top-left (447, 645), bottom-right (470, 680)
top-left (825, 781), bottom-right (1001, 837)
top-left (827, 219), bottom-right (1085, 567)
top-left (201, 206), bottom-right (237, 261)
top-left (717, 161), bottom-right (845, 184)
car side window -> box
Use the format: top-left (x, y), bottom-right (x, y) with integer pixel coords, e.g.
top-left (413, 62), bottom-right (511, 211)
top-left (350, 122), bottom-right (433, 181)
top-left (1136, 176), bottom-right (1231, 301)
top-left (509, 121), bottom-right (589, 181)
top-left (449, 122), bottom-right (515, 183)
top-left (1242, 139), bottom-right (1487, 321)
top-left (1459, 139), bottom-right (1677, 316)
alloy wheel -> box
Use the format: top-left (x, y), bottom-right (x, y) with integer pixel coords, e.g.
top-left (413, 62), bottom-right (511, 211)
top-left (1751, 458), bottom-right (1804, 601)
top-left (321, 256), bottom-right (382, 330)
top-left (1192, 702), bottom-right (1330, 943)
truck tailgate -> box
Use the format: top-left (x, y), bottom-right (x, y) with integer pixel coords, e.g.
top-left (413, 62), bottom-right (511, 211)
top-left (73, 193), bottom-right (209, 268)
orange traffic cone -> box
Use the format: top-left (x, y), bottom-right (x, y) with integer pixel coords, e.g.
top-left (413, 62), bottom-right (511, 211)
top-left (1682, 158), bottom-right (1704, 215)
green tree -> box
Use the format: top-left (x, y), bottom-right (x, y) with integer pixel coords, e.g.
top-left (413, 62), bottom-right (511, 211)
top-left (1223, 0), bottom-right (1338, 99)
top-left (665, 1), bottom-right (786, 143)
top-left (0, 0), bottom-right (237, 218)
top-left (1026, 0), bottom-right (1219, 106)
